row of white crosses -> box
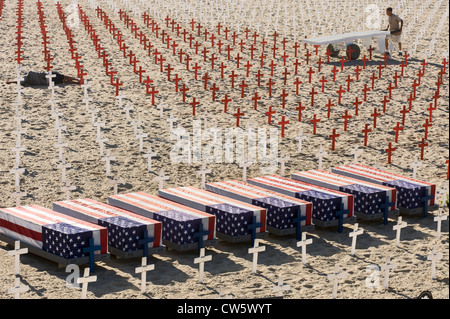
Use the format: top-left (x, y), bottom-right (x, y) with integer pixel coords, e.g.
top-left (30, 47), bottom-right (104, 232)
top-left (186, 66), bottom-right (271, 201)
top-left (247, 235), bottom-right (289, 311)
top-left (10, 64), bottom-right (28, 206)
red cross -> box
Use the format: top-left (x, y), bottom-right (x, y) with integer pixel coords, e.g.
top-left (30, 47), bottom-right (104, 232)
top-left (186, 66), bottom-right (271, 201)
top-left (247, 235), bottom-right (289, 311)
top-left (353, 96), bottom-right (362, 116)
top-left (361, 55), bottom-right (368, 69)
top-left (209, 53), bottom-right (217, 69)
top-left (294, 78), bottom-right (303, 95)
top-left (342, 110), bottom-right (352, 131)
top-left (239, 38), bottom-right (246, 53)
top-left (190, 97), bottom-right (200, 116)
top-left (112, 78), bottom-right (123, 96)
top-left (293, 42), bottom-right (300, 58)
top-left (165, 64), bottom-right (174, 81)
top-left (339, 56), bottom-right (347, 70)
top-left (422, 119), bottom-right (432, 140)
top-left (416, 69), bottom-right (423, 85)
top-left (371, 108), bottom-right (382, 128)
top-left (418, 138), bottom-right (428, 160)
top-left (368, 45), bottom-right (375, 60)
top-left (387, 82), bottom-right (395, 99)
top-left (354, 65), bottom-right (362, 81)
top-left (316, 57), bottom-right (324, 72)
top-left (281, 51), bottom-right (289, 66)
top-left (337, 86), bottom-right (346, 104)
top-left (148, 85), bottom-right (159, 105)
top-left (407, 93), bottom-right (415, 111)
top-left (252, 92), bottom-right (261, 110)
top-left (325, 48), bottom-right (332, 64)
top-left (400, 104), bottom-right (409, 126)
top-left (331, 65), bottom-right (339, 82)
top-left (362, 123), bottom-right (372, 146)
top-left (305, 50), bottom-right (312, 65)
top-left (329, 128), bottom-right (340, 151)
top-left (432, 90), bottom-right (441, 108)
top-left (216, 22), bottom-right (222, 35)
top-left (143, 76), bottom-right (153, 94)
top-left (280, 89), bottom-right (289, 108)
top-left (393, 122), bottom-right (403, 143)
top-left (235, 53), bottom-right (243, 68)
top-left (219, 62), bottom-right (227, 79)
top-left (377, 62), bottom-right (384, 78)
top-left (202, 72), bottom-right (211, 90)
top-left (326, 99), bottom-right (335, 118)
top-left (256, 70), bottom-right (264, 86)
top-left (217, 40), bottom-right (223, 54)
top-left (269, 60), bottom-right (277, 76)
top-left (210, 33), bottom-right (216, 47)
top-left (282, 68), bottom-right (291, 85)
top-left (180, 84), bottom-right (189, 102)
top-left (224, 27), bottom-right (230, 40)
top-left (400, 60), bottom-right (406, 76)
top-left (293, 59), bottom-right (301, 75)
top-left (393, 71), bottom-right (401, 88)
top-left (307, 67), bottom-right (315, 83)
top-left (362, 84), bottom-right (370, 102)
top-left (296, 102), bottom-right (306, 122)
top-left (345, 75), bottom-right (354, 92)
top-left (201, 47), bottom-right (209, 62)
top-left (272, 31), bottom-right (279, 44)
top-left (239, 80), bottom-right (248, 98)
top-left (370, 72), bottom-right (377, 89)
top-left (252, 32), bottom-right (259, 45)
top-left (310, 114), bottom-right (321, 135)
top-left (421, 59), bottom-right (428, 74)
top-left (381, 95), bottom-right (390, 113)
top-left (221, 94), bottom-right (231, 113)
top-left (210, 83), bottom-right (219, 101)
top-left (266, 78), bottom-right (275, 97)
top-left (385, 142), bottom-right (396, 164)
top-left (260, 38), bottom-right (268, 51)
top-left (193, 63), bottom-right (201, 80)
top-left (249, 45), bottom-right (256, 60)
top-left (313, 44), bottom-right (321, 55)
top-left (427, 103), bottom-right (435, 123)
top-left (229, 71), bottom-right (238, 88)
top-left (244, 60), bottom-right (253, 77)
top-left (310, 87), bottom-right (318, 106)
top-left (278, 116), bottom-right (290, 137)
top-left (382, 52), bottom-right (389, 67)
top-left (265, 106), bottom-right (276, 124)
top-left (319, 76), bottom-right (328, 93)
top-left (260, 52), bottom-right (267, 67)
top-left (442, 57), bottom-right (448, 73)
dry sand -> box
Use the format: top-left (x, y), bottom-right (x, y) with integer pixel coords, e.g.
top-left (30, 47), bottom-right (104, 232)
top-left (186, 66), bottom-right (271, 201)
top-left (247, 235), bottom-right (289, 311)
top-left (0, 0), bottom-right (448, 300)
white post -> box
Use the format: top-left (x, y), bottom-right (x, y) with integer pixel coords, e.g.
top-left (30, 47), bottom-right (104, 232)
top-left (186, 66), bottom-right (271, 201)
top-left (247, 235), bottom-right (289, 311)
top-left (248, 239), bottom-right (266, 274)
top-left (380, 256), bottom-right (396, 289)
top-left (239, 160), bottom-right (252, 182)
top-left (434, 209), bottom-right (447, 240)
top-left (7, 241), bottom-right (28, 276)
top-left (77, 267), bottom-right (97, 299)
top-left (351, 146), bottom-right (363, 164)
top-left (143, 146), bottom-right (157, 172)
top-left (315, 146), bottom-right (327, 170)
top-left (155, 168), bottom-right (169, 190)
top-left (393, 216), bottom-right (407, 247)
top-left (349, 223), bottom-right (364, 256)
top-left (7, 277), bottom-right (29, 299)
top-left (272, 275), bottom-right (290, 297)
top-left (109, 173), bottom-right (124, 195)
top-left (296, 232), bottom-right (312, 265)
top-left (295, 130), bottom-right (307, 154)
top-left (427, 245), bottom-right (443, 280)
top-left (135, 256), bottom-right (155, 294)
top-left (102, 150), bottom-right (116, 177)
top-left (136, 129), bottom-right (148, 153)
top-left (194, 248), bottom-right (212, 283)
top-left (197, 163), bottom-right (211, 189)
top-left (327, 264), bottom-right (348, 299)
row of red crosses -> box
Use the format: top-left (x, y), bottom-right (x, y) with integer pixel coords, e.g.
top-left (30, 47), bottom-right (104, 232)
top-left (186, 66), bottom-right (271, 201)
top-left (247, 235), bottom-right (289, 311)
top-left (78, 5), bottom-right (125, 96)
top-left (36, 1), bottom-right (54, 73)
top-left (14, 0), bottom-right (25, 66)
top-left (55, 2), bottom-right (87, 84)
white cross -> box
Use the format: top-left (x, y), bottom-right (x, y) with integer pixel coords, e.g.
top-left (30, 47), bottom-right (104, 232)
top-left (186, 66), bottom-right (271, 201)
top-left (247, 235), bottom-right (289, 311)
top-left (135, 256), bottom-right (155, 294)
top-left (197, 163), bottom-right (211, 189)
top-left (77, 267), bottom-right (97, 299)
top-left (278, 151), bottom-right (290, 177)
top-left (295, 130), bottom-right (307, 154)
top-left (81, 79), bottom-right (91, 98)
top-left (8, 241), bottom-right (28, 276)
top-left (89, 108), bottom-right (100, 125)
top-left (272, 275), bottom-right (290, 297)
top-left (57, 161), bottom-right (72, 184)
top-left (46, 71), bottom-right (56, 88)
top-left (143, 146), bottom-right (157, 172)
top-left (11, 146), bottom-right (25, 169)
top-left (83, 96), bottom-right (92, 112)
top-left (409, 156), bottom-right (422, 179)
top-left (136, 129), bottom-right (148, 153)
top-left (217, 287), bottom-right (234, 299)
top-left (11, 190), bottom-right (27, 206)
top-left (12, 128), bottom-right (26, 149)
top-left (393, 216), bottom-right (407, 247)
top-left (239, 160), bottom-right (252, 182)
top-left (124, 102), bottom-right (134, 122)
top-left (248, 239), bottom-right (266, 274)
top-left (155, 168), bottom-right (169, 189)
top-left (109, 173), bottom-right (124, 195)
top-left (427, 245), bottom-right (443, 280)
top-left (434, 209), bottom-right (447, 240)
top-left (327, 264), bottom-right (348, 299)
top-left (93, 119), bottom-right (105, 143)
top-left (61, 181), bottom-right (76, 200)
top-left (296, 232), bottom-right (313, 265)
top-left (115, 92), bottom-right (126, 109)
top-left (315, 146), bottom-right (327, 170)
top-left (55, 119), bottom-right (66, 144)
top-left (97, 136), bottom-right (109, 158)
top-left (166, 112), bottom-right (178, 132)
top-left (49, 98), bottom-right (60, 117)
top-left (351, 146), bottom-right (363, 164)
top-left (349, 223), bottom-right (364, 256)
top-left (8, 277), bottom-right (29, 299)
top-left (102, 150), bottom-right (116, 177)
top-left (157, 103), bottom-right (167, 119)
top-left (194, 248), bottom-right (212, 283)
top-left (131, 119), bottom-right (142, 137)
top-left (380, 256), bottom-right (396, 289)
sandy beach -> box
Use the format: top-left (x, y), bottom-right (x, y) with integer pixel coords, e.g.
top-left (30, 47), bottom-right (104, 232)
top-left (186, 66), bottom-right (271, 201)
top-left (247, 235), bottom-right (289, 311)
top-left (0, 0), bottom-right (448, 300)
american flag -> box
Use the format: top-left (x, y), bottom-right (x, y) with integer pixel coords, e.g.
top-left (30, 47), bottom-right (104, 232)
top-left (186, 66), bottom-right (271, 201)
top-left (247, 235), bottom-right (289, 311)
top-left (52, 199), bottom-right (163, 252)
top-left (291, 170), bottom-right (397, 216)
top-left (332, 164), bottom-right (436, 209)
top-left (158, 186), bottom-right (266, 238)
top-left (247, 175), bottom-right (353, 222)
top-left (0, 205), bottom-right (107, 259)
top-left (205, 180), bottom-right (312, 229)
top-left (107, 192), bottom-right (215, 246)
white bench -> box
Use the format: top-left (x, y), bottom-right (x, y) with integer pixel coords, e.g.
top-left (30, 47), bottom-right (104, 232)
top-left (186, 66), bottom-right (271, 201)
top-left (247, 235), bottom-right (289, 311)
top-left (302, 30), bottom-right (391, 60)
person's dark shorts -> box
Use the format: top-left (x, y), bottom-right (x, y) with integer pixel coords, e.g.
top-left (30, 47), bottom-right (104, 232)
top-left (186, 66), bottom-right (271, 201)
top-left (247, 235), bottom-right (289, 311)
top-left (53, 72), bottom-right (65, 84)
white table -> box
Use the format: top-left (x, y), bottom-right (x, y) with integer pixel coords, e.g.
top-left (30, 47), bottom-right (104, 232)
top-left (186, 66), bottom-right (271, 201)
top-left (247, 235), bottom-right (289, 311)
top-left (302, 30), bottom-right (391, 59)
